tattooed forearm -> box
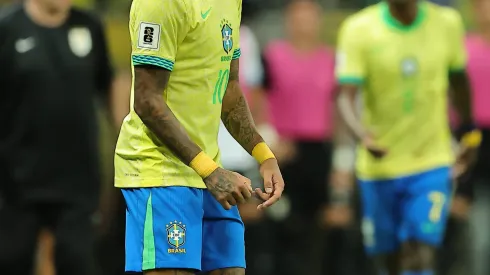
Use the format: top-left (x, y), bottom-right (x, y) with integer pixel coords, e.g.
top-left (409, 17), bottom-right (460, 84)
top-left (449, 70), bottom-right (473, 123)
top-left (133, 66), bottom-right (202, 164)
top-left (221, 59), bottom-right (264, 154)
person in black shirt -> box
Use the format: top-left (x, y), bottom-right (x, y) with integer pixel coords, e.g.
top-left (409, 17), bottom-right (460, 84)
top-left (0, 0), bottom-right (114, 274)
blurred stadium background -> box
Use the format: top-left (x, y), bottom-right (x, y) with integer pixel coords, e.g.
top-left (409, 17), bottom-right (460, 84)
top-left (2, 0), bottom-right (488, 275)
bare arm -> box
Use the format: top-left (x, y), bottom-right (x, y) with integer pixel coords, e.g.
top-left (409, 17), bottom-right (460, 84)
top-left (221, 59), bottom-right (265, 154)
top-left (110, 72), bottom-right (131, 129)
top-left (133, 66), bottom-right (202, 164)
top-left (449, 71), bottom-right (473, 125)
top-left (332, 98), bottom-right (356, 168)
top-left (337, 84), bottom-right (366, 140)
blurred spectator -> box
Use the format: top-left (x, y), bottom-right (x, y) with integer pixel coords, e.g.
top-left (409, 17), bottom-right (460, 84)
top-left (0, 0), bottom-right (117, 274)
top-left (254, 0), bottom-right (338, 274)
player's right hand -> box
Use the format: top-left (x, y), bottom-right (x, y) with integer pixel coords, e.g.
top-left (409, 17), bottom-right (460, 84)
top-left (204, 168), bottom-right (253, 210)
top-left (362, 135), bottom-right (388, 159)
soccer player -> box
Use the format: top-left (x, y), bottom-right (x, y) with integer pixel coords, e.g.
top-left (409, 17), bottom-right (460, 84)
top-left (114, 0), bottom-right (285, 274)
top-left (336, 0), bottom-right (480, 275)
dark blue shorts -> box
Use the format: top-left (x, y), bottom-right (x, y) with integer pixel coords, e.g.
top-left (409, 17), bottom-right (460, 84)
top-left (358, 166), bottom-right (452, 255)
top-left (121, 187), bottom-right (245, 272)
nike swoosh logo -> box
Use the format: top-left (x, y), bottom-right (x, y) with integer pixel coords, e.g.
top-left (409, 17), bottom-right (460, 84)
top-left (201, 8), bottom-right (211, 19)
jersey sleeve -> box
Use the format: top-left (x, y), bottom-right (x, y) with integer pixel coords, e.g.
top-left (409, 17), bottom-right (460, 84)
top-left (0, 8), bottom-right (15, 93)
top-left (446, 9), bottom-right (467, 71)
top-left (130, 0), bottom-right (190, 71)
top-left (335, 18), bottom-right (366, 85)
top-left (232, 0), bottom-right (242, 60)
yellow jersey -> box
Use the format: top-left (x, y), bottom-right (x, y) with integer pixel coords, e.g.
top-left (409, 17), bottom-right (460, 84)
top-left (336, 1), bottom-right (466, 180)
top-left (115, 0), bottom-right (242, 188)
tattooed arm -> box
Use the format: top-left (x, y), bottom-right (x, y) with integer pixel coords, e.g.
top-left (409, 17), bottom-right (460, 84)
top-left (221, 59), bottom-right (265, 154)
top-left (133, 66), bottom-right (202, 164)
top-left (222, 59), bottom-right (284, 209)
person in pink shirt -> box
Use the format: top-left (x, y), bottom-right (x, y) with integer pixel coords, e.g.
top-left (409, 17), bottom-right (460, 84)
top-left (253, 1), bottom-right (356, 274)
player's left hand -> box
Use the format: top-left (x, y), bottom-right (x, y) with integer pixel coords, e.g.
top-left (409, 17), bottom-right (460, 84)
top-left (453, 145), bottom-right (478, 179)
top-left (254, 158), bottom-right (285, 210)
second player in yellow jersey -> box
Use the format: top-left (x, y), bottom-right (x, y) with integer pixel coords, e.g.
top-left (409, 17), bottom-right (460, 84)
top-left (337, 1), bottom-right (466, 179)
top-left (114, 0), bottom-right (285, 273)
top-left (335, 1), bottom-right (478, 274)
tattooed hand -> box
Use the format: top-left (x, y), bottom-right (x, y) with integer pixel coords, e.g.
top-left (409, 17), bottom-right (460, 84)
top-left (204, 168), bottom-right (253, 210)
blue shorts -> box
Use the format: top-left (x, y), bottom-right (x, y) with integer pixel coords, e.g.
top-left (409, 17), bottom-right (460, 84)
top-left (121, 187), bottom-right (245, 272)
top-left (358, 166), bottom-right (452, 255)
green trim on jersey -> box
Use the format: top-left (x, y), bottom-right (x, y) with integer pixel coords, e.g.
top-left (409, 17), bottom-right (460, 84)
top-left (232, 48), bottom-right (241, 60)
top-left (380, 1), bottom-right (427, 32)
top-left (338, 76), bottom-right (364, 85)
top-left (142, 193), bottom-right (156, 270)
top-left (132, 55), bottom-right (175, 71)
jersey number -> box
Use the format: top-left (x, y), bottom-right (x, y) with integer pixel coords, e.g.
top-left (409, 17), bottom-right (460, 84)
top-left (428, 191), bottom-right (446, 223)
top-left (213, 69), bottom-right (230, 104)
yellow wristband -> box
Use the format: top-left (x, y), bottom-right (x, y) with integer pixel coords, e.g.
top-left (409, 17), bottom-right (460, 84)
top-left (461, 130), bottom-right (482, 148)
top-left (189, 152), bottom-right (219, 178)
top-left (252, 142), bottom-right (276, 164)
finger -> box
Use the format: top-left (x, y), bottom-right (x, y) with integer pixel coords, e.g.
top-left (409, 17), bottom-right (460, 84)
top-left (254, 188), bottom-right (270, 202)
top-left (245, 178), bottom-right (253, 193)
top-left (260, 193), bottom-right (281, 209)
top-left (240, 184), bottom-right (252, 200)
top-left (221, 200), bottom-right (232, 210)
top-left (247, 182), bottom-right (253, 193)
top-left (233, 174), bottom-right (252, 201)
top-left (239, 175), bottom-right (253, 193)
top-left (227, 196), bottom-right (237, 206)
top-left (232, 188), bottom-right (247, 204)
top-left (234, 172), bottom-right (253, 191)
top-left (262, 170), bottom-right (273, 194)
top-left (261, 182), bottom-right (284, 208)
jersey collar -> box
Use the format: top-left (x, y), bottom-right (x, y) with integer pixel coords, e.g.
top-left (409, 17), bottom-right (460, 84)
top-left (380, 1), bottom-right (427, 32)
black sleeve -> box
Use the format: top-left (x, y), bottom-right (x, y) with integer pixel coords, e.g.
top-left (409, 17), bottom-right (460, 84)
top-left (0, 7), bottom-right (15, 86)
top-left (92, 16), bottom-right (114, 101)
top-left (260, 53), bottom-right (271, 91)
top-left (0, 6), bottom-right (19, 156)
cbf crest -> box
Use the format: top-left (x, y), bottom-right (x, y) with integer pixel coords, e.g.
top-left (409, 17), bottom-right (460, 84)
top-left (221, 19), bottom-right (233, 54)
top-left (68, 27), bottom-right (92, 57)
top-left (400, 57), bottom-right (418, 77)
top-left (166, 221), bottom-right (186, 253)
